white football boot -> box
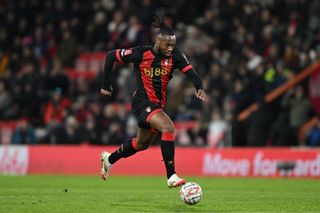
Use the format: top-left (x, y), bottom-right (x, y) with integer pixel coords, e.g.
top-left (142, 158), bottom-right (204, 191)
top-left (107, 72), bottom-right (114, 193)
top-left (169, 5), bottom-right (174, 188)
top-left (100, 151), bottom-right (112, 180)
top-left (167, 174), bottom-right (186, 188)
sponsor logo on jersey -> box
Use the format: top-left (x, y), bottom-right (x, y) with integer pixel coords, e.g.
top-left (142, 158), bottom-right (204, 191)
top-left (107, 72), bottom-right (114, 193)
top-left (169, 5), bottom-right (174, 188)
top-left (144, 68), bottom-right (168, 77)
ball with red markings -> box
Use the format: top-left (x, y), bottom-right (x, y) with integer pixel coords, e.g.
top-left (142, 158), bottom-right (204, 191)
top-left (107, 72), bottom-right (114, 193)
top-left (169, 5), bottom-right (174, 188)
top-left (179, 182), bottom-right (203, 205)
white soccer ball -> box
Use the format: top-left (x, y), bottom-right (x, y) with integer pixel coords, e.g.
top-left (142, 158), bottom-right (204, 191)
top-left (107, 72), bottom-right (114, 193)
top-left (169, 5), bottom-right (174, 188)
top-left (179, 182), bottom-right (203, 205)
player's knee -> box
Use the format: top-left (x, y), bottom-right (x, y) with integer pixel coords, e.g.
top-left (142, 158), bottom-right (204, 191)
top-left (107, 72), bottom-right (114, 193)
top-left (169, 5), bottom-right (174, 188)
top-left (160, 123), bottom-right (174, 133)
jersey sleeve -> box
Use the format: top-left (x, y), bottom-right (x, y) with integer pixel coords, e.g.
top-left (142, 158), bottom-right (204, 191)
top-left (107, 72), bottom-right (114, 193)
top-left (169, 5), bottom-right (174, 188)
top-left (115, 46), bottom-right (141, 64)
top-left (173, 48), bottom-right (193, 73)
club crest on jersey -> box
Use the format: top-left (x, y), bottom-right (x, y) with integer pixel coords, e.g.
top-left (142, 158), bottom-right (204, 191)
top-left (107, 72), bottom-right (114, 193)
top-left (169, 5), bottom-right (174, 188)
top-left (145, 106), bottom-right (151, 113)
top-left (161, 59), bottom-right (169, 65)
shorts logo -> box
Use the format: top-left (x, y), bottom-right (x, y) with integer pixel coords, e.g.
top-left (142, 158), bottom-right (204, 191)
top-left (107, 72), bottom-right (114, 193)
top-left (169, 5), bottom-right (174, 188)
top-left (145, 106), bottom-right (151, 113)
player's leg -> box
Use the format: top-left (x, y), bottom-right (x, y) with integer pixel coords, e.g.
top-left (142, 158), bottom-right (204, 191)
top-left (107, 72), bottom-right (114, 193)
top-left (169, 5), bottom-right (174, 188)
top-left (136, 127), bottom-right (159, 150)
top-left (108, 127), bottom-right (158, 163)
top-left (100, 127), bottom-right (158, 180)
top-left (100, 95), bottom-right (160, 180)
top-left (148, 110), bottom-right (186, 187)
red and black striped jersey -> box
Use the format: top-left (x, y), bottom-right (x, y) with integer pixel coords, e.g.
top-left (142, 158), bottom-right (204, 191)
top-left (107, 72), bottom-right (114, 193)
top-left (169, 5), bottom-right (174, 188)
top-left (114, 45), bottom-right (193, 107)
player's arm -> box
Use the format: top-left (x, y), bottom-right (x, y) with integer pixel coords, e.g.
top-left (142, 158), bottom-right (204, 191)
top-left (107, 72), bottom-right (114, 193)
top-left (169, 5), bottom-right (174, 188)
top-left (184, 69), bottom-right (208, 102)
top-left (101, 48), bottom-right (134, 96)
top-left (174, 49), bottom-right (208, 102)
top-left (101, 50), bottom-right (117, 96)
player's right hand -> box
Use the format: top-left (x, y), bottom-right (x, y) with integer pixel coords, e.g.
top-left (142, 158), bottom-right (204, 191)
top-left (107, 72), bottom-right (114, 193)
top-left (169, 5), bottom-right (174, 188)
top-left (100, 88), bottom-right (112, 96)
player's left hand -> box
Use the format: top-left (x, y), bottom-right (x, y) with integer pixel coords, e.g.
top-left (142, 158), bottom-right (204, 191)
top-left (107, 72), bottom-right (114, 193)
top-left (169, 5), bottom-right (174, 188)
top-left (195, 89), bottom-right (209, 103)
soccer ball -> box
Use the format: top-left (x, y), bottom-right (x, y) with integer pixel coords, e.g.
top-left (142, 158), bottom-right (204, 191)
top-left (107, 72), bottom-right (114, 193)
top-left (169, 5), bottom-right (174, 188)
top-left (179, 182), bottom-right (203, 205)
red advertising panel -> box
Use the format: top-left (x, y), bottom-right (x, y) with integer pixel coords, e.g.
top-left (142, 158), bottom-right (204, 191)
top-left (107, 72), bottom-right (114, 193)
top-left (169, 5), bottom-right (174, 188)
top-left (200, 148), bottom-right (320, 177)
top-left (28, 145), bottom-right (166, 175)
top-left (26, 146), bottom-right (320, 178)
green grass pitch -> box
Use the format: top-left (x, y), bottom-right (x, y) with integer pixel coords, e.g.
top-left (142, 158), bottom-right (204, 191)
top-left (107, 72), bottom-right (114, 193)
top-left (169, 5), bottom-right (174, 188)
top-left (0, 175), bottom-right (319, 212)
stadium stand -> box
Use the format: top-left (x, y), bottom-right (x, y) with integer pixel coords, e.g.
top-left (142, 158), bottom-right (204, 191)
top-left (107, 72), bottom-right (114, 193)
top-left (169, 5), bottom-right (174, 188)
top-left (0, 0), bottom-right (319, 146)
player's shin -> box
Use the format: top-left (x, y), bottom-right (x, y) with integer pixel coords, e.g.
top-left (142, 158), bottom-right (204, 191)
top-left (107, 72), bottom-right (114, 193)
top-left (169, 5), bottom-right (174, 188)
top-left (161, 132), bottom-right (176, 179)
top-left (108, 138), bottom-right (140, 164)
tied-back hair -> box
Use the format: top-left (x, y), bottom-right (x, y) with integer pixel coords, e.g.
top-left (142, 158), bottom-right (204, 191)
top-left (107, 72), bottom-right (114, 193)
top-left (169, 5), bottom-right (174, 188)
top-left (153, 8), bottom-right (175, 35)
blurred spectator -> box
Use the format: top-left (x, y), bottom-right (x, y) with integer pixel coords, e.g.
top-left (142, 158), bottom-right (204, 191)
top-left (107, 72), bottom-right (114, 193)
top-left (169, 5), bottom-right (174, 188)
top-left (47, 115), bottom-right (80, 144)
top-left (207, 110), bottom-right (228, 147)
top-left (281, 86), bottom-right (312, 145)
top-left (270, 112), bottom-right (292, 146)
top-left (0, 79), bottom-right (12, 119)
top-left (231, 79), bottom-right (252, 115)
top-left (107, 10), bottom-right (127, 49)
top-left (99, 104), bottom-right (124, 145)
top-left (43, 87), bottom-right (71, 125)
top-left (84, 11), bottom-right (108, 51)
top-left (165, 75), bottom-right (185, 118)
top-left (46, 58), bottom-right (70, 95)
top-left (12, 119), bottom-right (36, 144)
top-left (77, 113), bottom-right (101, 144)
top-left (306, 119), bottom-right (320, 146)
top-left (246, 102), bottom-right (274, 146)
top-left (125, 114), bottom-right (137, 139)
top-left (0, 51), bottom-right (9, 77)
top-left (18, 63), bottom-right (41, 118)
top-left (57, 30), bottom-right (78, 67)
top-left (122, 15), bottom-right (143, 47)
top-left (207, 63), bottom-right (226, 107)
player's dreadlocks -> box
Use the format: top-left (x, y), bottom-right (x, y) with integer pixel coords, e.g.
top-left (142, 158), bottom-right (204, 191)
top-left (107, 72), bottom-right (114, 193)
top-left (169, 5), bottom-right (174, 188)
top-left (153, 8), bottom-right (175, 36)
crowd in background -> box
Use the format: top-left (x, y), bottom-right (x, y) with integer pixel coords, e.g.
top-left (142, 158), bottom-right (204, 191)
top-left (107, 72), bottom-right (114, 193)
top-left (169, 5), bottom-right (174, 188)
top-left (0, 0), bottom-right (319, 146)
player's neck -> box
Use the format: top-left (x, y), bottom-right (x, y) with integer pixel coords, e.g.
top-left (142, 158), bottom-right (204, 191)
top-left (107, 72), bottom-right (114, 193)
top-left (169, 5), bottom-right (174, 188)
top-left (152, 45), bottom-right (167, 58)
top-left (152, 45), bottom-right (159, 55)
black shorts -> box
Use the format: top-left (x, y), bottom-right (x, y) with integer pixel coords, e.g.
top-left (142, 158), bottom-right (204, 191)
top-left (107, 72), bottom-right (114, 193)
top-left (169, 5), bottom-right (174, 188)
top-left (132, 96), bottom-right (162, 129)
